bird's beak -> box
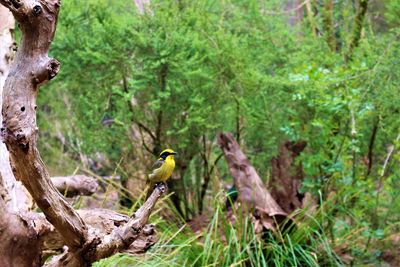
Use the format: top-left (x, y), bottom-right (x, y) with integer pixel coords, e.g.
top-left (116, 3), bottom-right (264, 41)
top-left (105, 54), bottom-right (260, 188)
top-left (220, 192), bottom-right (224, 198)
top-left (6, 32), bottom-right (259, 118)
top-left (172, 152), bottom-right (178, 155)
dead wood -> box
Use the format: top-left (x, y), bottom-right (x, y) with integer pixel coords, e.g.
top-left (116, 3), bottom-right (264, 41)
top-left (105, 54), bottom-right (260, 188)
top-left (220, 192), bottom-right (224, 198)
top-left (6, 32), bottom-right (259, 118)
top-left (30, 209), bottom-right (157, 262)
top-left (1, 170), bottom-right (164, 266)
top-left (269, 140), bottom-right (307, 214)
top-left (217, 132), bottom-right (287, 231)
top-left (45, 184), bottom-right (165, 266)
top-left (0, 0), bottom-right (88, 252)
top-left (0, 193), bottom-right (42, 266)
top-left (0, 4), bottom-right (34, 212)
top-left (0, 0), bottom-right (166, 265)
top-left (51, 175), bottom-right (99, 197)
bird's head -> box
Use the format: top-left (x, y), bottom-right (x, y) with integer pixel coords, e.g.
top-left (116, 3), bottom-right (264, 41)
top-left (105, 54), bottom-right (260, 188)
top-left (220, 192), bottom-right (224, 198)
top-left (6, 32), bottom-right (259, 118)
top-left (159, 148), bottom-right (177, 160)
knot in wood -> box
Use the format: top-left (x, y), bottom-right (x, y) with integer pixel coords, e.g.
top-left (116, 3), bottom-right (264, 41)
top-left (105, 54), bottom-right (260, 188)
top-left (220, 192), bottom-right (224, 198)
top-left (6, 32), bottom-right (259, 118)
top-left (16, 131), bottom-right (25, 141)
top-left (55, 1), bottom-right (61, 8)
top-left (10, 0), bottom-right (22, 9)
top-left (129, 226), bottom-right (142, 237)
top-left (143, 225), bottom-right (155, 235)
top-left (47, 59), bottom-right (60, 80)
top-left (19, 142), bottom-right (29, 153)
top-left (33, 5), bottom-right (42, 16)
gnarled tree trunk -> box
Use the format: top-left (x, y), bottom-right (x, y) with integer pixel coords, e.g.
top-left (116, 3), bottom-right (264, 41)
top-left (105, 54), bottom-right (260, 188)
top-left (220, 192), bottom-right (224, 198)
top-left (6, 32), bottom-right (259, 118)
top-left (0, 4), bottom-right (33, 211)
top-left (217, 132), bottom-right (287, 231)
top-left (0, 1), bottom-right (164, 266)
top-left (0, 10), bottom-right (39, 265)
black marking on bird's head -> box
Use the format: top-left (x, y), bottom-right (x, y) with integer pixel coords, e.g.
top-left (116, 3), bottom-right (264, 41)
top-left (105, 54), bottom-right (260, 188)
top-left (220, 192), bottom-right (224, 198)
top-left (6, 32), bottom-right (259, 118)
top-left (159, 148), bottom-right (177, 160)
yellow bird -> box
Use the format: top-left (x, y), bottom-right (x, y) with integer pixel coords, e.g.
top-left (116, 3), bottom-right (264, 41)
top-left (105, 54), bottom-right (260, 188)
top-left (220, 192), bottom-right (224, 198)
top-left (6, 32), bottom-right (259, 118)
top-left (145, 148), bottom-right (177, 199)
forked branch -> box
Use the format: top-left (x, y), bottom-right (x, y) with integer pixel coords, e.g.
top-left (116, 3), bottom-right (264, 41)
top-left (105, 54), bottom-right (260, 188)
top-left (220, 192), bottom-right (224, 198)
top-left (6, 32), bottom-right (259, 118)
top-left (45, 184), bottom-right (166, 266)
top-left (0, 0), bottom-right (87, 252)
top-left (0, 0), bottom-right (166, 265)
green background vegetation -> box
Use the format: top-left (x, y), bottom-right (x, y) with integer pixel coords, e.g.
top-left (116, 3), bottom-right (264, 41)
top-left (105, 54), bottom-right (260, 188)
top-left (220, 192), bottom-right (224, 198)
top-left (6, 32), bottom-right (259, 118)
top-left (36, 0), bottom-right (400, 266)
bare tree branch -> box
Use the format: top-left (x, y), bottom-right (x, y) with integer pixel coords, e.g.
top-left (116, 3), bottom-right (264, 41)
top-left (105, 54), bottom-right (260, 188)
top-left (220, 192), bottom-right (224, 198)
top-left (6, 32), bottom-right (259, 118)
top-left (0, 1), bottom-right (166, 265)
top-left (51, 175), bottom-right (99, 197)
top-left (92, 184), bottom-right (165, 261)
top-left (0, 0), bottom-right (88, 252)
top-left (29, 209), bottom-right (156, 261)
top-left (137, 121), bottom-right (156, 141)
top-left (46, 184), bottom-right (166, 266)
top-left (0, 4), bottom-right (34, 212)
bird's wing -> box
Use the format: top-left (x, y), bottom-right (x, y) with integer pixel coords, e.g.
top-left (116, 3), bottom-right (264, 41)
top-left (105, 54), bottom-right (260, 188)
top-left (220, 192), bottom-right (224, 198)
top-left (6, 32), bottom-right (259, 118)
top-left (148, 159), bottom-right (164, 180)
top-left (152, 159), bottom-right (164, 169)
top-left (146, 159), bottom-right (165, 199)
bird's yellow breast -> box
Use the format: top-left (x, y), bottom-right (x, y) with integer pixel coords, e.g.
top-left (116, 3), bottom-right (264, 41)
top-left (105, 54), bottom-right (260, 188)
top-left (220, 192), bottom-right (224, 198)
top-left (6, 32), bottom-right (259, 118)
top-left (150, 155), bottom-right (175, 182)
top-left (163, 156), bottom-right (175, 178)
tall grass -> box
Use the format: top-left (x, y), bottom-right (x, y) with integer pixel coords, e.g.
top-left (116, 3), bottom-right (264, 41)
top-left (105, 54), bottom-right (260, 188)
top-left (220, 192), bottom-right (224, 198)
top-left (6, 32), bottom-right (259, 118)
top-left (95, 192), bottom-right (346, 267)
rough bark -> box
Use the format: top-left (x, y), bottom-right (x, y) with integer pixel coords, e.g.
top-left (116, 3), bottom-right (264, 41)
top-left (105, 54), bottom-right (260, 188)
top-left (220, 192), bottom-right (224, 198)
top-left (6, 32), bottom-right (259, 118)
top-left (0, 5), bottom-right (13, 93)
top-left (36, 209), bottom-right (157, 262)
top-left (0, 0), bottom-right (87, 253)
top-left (217, 132), bottom-right (287, 231)
top-left (45, 185), bottom-right (165, 266)
top-left (51, 175), bottom-right (99, 197)
top-left (0, 1), bottom-right (166, 265)
top-left (0, 4), bottom-right (33, 211)
top-left (0, 189), bottom-right (42, 266)
top-left (92, 184), bottom-right (163, 261)
top-left (269, 140), bottom-right (307, 214)
top-left (0, 10), bottom-right (50, 266)
top-left (0, 171), bottom-right (164, 267)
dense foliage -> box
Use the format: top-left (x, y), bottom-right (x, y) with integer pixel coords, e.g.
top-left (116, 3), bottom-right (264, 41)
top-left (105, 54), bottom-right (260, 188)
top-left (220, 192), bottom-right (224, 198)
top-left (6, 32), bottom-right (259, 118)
top-left (37, 0), bottom-right (400, 266)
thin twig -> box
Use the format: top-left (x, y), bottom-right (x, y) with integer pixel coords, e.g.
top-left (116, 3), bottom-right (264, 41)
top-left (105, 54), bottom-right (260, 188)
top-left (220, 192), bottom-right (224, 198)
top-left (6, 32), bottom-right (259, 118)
top-left (380, 133), bottom-right (400, 178)
top-left (372, 133), bottom-right (400, 228)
